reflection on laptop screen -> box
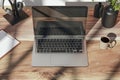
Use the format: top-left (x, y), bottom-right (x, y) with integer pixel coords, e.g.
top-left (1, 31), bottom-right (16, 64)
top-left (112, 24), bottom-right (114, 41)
top-left (36, 21), bottom-right (85, 35)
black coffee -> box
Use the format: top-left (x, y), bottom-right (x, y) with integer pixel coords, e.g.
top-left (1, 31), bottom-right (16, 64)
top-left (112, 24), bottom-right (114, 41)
top-left (101, 37), bottom-right (109, 43)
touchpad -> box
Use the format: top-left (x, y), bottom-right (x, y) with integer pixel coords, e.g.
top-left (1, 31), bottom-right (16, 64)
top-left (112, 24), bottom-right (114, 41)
top-left (51, 54), bottom-right (77, 65)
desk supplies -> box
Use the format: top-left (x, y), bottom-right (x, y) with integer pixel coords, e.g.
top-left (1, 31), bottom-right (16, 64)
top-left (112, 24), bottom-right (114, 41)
top-left (2, 0), bottom-right (28, 25)
top-left (94, 2), bottom-right (104, 18)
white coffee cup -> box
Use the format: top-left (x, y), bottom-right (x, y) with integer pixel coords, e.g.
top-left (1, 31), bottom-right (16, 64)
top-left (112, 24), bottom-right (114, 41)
top-left (100, 36), bottom-right (116, 49)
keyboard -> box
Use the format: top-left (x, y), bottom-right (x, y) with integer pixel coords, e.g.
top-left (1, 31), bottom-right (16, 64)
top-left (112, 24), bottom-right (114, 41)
top-left (37, 39), bottom-right (83, 53)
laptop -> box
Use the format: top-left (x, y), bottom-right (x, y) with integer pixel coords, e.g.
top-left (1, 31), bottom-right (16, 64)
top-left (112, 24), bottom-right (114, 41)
top-left (32, 6), bottom-right (88, 66)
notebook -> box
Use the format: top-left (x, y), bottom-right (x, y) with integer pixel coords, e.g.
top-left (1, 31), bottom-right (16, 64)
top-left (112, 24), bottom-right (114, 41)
top-left (0, 30), bottom-right (20, 58)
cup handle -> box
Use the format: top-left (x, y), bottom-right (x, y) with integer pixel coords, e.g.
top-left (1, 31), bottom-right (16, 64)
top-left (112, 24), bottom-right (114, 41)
top-left (109, 40), bottom-right (117, 48)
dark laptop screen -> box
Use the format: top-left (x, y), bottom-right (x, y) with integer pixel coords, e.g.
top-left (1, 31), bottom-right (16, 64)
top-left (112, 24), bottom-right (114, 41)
top-left (35, 21), bottom-right (85, 35)
top-left (32, 6), bottom-right (88, 36)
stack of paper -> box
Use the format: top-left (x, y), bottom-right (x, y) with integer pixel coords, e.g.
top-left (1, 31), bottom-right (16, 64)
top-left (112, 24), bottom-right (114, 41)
top-left (0, 30), bottom-right (20, 58)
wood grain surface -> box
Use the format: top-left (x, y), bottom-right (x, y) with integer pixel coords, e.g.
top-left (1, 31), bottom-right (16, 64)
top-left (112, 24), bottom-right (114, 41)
top-left (0, 7), bottom-right (120, 80)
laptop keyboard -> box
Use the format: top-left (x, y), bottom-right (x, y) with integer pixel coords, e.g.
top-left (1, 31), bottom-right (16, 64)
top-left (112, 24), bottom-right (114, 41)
top-left (37, 39), bottom-right (83, 53)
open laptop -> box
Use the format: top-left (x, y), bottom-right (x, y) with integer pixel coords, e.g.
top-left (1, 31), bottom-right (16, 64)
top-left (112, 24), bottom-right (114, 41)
top-left (32, 6), bottom-right (88, 66)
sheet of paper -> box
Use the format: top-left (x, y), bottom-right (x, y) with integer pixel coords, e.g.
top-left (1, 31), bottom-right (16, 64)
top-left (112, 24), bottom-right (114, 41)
top-left (0, 30), bottom-right (20, 58)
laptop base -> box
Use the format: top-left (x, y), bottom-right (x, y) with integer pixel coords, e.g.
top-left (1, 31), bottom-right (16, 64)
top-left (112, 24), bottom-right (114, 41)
top-left (32, 42), bottom-right (88, 66)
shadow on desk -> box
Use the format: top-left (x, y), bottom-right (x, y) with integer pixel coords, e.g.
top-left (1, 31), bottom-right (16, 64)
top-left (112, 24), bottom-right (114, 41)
top-left (0, 46), bottom-right (33, 80)
top-left (0, 13), bottom-right (32, 79)
top-left (49, 67), bottom-right (78, 80)
top-left (105, 59), bottom-right (120, 80)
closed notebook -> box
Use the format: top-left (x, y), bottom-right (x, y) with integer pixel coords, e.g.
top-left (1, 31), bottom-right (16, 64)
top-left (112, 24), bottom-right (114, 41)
top-left (0, 30), bottom-right (20, 58)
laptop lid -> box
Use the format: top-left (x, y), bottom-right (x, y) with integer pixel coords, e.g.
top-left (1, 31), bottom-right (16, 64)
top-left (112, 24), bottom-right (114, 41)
top-left (32, 6), bottom-right (88, 36)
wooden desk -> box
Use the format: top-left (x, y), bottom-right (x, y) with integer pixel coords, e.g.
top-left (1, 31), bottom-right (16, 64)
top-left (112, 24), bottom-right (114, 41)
top-left (0, 7), bottom-right (120, 80)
